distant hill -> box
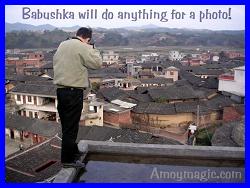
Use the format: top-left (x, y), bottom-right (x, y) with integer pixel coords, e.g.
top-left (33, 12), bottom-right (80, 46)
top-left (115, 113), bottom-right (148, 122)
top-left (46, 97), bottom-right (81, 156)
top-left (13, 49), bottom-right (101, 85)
top-left (5, 22), bottom-right (56, 32)
top-left (5, 22), bottom-right (245, 49)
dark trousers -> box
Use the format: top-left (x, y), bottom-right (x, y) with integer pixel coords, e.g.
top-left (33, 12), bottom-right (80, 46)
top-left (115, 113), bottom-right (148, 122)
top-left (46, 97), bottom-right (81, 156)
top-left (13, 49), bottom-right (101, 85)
top-left (57, 88), bottom-right (83, 163)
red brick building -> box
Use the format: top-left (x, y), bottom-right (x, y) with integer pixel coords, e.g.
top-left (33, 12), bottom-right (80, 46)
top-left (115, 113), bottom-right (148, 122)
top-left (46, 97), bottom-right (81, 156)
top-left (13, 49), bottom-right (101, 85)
top-left (189, 59), bottom-right (202, 66)
top-left (223, 105), bottom-right (244, 122)
top-left (6, 52), bottom-right (44, 74)
top-left (225, 51), bottom-right (244, 59)
top-left (103, 104), bottom-right (132, 127)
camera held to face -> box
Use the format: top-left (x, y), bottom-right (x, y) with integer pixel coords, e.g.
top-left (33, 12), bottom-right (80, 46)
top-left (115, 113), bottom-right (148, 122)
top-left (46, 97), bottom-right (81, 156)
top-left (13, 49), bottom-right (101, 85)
top-left (88, 38), bottom-right (95, 49)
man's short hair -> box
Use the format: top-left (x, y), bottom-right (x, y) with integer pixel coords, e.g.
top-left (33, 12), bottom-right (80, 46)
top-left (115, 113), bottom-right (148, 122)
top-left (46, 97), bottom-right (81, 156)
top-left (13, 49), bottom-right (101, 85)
top-left (76, 27), bottom-right (92, 39)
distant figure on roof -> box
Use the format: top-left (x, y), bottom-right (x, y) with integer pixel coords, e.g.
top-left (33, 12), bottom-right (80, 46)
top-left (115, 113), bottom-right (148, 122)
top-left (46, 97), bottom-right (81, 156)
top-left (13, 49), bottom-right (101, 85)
top-left (53, 27), bottom-right (102, 168)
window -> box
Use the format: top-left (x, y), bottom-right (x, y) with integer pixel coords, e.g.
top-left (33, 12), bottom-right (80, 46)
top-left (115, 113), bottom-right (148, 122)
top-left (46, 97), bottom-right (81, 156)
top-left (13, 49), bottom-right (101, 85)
top-left (10, 130), bottom-right (14, 139)
top-left (17, 95), bottom-right (21, 101)
top-left (170, 71), bottom-right (174, 76)
top-left (33, 96), bottom-right (37, 105)
top-left (28, 96), bottom-right (32, 102)
top-left (89, 106), bottom-right (97, 113)
top-left (89, 106), bottom-right (94, 111)
top-left (29, 111), bottom-right (33, 118)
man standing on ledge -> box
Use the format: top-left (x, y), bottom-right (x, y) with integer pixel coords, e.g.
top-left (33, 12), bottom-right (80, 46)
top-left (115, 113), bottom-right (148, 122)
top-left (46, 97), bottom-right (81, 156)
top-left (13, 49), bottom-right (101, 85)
top-left (53, 27), bottom-right (102, 167)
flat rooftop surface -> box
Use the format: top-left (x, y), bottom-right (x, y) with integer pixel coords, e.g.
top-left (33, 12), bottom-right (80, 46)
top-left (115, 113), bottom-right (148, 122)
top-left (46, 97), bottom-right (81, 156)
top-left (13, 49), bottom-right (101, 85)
top-left (78, 161), bottom-right (244, 183)
top-left (77, 154), bottom-right (244, 183)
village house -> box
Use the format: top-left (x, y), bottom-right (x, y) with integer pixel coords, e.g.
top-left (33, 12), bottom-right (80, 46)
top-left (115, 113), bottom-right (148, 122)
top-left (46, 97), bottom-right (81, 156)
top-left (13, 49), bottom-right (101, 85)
top-left (200, 52), bottom-right (211, 62)
top-left (6, 64), bottom-right (17, 75)
top-left (100, 78), bottom-right (124, 88)
top-left (80, 94), bottom-right (104, 127)
top-left (40, 62), bottom-right (53, 73)
top-left (23, 67), bottom-right (43, 76)
top-left (137, 70), bottom-right (154, 79)
top-left (179, 69), bottom-right (218, 89)
top-left (6, 52), bottom-right (45, 74)
top-left (225, 51), bottom-right (244, 59)
top-left (88, 67), bottom-right (127, 84)
top-left (180, 59), bottom-right (189, 66)
top-left (6, 113), bottom-right (60, 147)
top-left (142, 63), bottom-right (163, 73)
top-left (189, 59), bottom-right (203, 66)
top-left (183, 66), bottom-right (224, 79)
top-left (141, 53), bottom-right (159, 63)
top-left (97, 87), bottom-right (152, 105)
top-left (118, 78), bottom-right (141, 90)
top-left (125, 57), bottom-right (137, 64)
top-left (5, 74), bottom-right (52, 94)
top-left (102, 51), bottom-right (119, 65)
top-left (9, 83), bottom-right (58, 122)
top-left (147, 85), bottom-right (199, 103)
top-left (103, 104), bottom-right (132, 128)
top-left (140, 77), bottom-right (173, 87)
top-left (126, 62), bottom-right (142, 77)
top-left (131, 94), bottom-right (234, 143)
top-left (218, 66), bottom-right (245, 103)
top-left (103, 99), bottom-right (136, 128)
top-left (168, 51), bottom-right (185, 61)
top-left (162, 66), bottom-right (179, 81)
top-left (9, 83), bottom-right (104, 126)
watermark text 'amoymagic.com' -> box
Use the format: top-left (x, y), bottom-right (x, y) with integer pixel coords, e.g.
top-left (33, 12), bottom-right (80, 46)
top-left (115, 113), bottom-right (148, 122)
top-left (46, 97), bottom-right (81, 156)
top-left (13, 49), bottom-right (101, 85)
top-left (150, 167), bottom-right (243, 182)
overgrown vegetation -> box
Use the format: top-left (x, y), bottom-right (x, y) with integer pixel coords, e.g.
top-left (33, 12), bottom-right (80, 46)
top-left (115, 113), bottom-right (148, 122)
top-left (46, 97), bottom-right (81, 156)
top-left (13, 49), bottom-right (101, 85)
top-left (195, 123), bottom-right (221, 146)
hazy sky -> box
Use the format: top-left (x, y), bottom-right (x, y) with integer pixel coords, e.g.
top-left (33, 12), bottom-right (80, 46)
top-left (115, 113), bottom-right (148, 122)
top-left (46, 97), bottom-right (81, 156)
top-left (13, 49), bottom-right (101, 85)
top-left (5, 5), bottom-right (245, 30)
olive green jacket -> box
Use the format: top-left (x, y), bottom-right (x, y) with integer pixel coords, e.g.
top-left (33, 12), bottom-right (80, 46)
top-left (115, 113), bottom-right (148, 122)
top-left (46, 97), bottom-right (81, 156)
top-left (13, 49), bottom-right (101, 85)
top-left (53, 38), bottom-right (102, 88)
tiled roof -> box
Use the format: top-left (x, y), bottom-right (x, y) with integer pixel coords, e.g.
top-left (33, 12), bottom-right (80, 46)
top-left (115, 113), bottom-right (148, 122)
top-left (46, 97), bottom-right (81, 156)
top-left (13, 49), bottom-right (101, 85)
top-left (183, 66), bottom-right (224, 76)
top-left (6, 113), bottom-right (60, 138)
top-left (89, 67), bottom-right (126, 78)
top-left (132, 102), bottom-right (176, 115)
top-left (6, 75), bottom-right (51, 82)
top-left (205, 95), bottom-right (234, 110)
top-left (76, 125), bottom-right (181, 145)
top-left (40, 62), bottom-right (53, 69)
top-left (97, 88), bottom-right (153, 103)
top-left (97, 87), bottom-right (128, 102)
top-left (141, 77), bottom-right (173, 84)
top-left (148, 85), bottom-right (198, 101)
top-left (175, 101), bottom-right (209, 114)
top-left (10, 83), bottom-right (57, 97)
top-left (6, 136), bottom-right (62, 183)
top-left (132, 94), bottom-right (234, 115)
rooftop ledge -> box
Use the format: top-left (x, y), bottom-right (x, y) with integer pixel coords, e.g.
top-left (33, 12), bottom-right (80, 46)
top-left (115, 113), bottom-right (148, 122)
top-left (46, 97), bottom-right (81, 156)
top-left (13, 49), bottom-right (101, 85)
top-left (53, 140), bottom-right (245, 183)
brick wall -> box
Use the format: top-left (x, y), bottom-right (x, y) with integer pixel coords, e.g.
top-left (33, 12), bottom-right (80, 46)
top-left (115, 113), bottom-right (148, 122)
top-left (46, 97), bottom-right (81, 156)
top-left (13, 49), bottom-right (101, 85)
top-left (7, 59), bottom-right (43, 74)
top-left (104, 110), bottom-right (132, 127)
top-left (223, 106), bottom-right (243, 122)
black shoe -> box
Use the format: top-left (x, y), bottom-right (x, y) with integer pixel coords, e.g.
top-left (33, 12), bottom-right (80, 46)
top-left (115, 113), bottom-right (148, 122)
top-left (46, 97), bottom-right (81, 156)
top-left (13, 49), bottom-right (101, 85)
top-left (74, 151), bottom-right (84, 160)
top-left (63, 160), bottom-right (86, 169)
